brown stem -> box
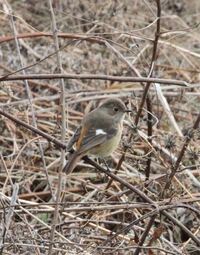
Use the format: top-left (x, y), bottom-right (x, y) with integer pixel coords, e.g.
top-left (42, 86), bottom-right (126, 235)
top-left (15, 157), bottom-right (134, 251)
top-left (163, 112), bottom-right (200, 193)
top-left (134, 0), bottom-right (161, 126)
top-left (0, 73), bottom-right (188, 86)
top-left (133, 215), bottom-right (156, 255)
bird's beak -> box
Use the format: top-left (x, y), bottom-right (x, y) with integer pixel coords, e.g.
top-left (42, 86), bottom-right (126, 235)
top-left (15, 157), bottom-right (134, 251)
top-left (124, 109), bottom-right (132, 113)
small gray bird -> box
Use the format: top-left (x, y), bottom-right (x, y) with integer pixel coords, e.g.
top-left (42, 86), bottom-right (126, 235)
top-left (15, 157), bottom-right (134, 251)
top-left (63, 98), bottom-right (131, 174)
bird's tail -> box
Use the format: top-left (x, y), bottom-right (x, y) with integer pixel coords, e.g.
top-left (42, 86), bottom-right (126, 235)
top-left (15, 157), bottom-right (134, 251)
top-left (63, 152), bottom-right (82, 174)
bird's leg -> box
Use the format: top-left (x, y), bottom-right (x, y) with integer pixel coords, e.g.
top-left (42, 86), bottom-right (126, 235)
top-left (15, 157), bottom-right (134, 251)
top-left (102, 158), bottom-right (111, 172)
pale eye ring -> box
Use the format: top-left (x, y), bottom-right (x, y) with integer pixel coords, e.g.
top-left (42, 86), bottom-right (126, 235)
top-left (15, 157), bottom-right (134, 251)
top-left (114, 107), bottom-right (119, 112)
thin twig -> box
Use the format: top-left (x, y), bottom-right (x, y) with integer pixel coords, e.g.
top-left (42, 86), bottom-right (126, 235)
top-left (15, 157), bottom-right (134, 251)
top-left (0, 73), bottom-right (188, 86)
top-left (134, 0), bottom-right (161, 126)
top-left (133, 215), bottom-right (156, 255)
top-left (47, 1), bottom-right (66, 253)
top-left (163, 112), bottom-right (200, 194)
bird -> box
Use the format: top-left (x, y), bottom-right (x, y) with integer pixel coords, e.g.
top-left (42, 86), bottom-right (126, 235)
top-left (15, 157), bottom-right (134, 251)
top-left (63, 98), bottom-right (131, 174)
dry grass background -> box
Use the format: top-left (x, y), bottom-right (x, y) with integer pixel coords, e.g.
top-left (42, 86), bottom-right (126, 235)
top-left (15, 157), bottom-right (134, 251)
top-left (0, 0), bottom-right (200, 254)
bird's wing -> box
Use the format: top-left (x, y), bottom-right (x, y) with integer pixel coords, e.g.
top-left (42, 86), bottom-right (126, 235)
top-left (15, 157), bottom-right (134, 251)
top-left (77, 126), bottom-right (118, 155)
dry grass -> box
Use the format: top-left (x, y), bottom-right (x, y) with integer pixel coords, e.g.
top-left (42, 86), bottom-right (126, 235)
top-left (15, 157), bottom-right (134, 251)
top-left (0, 0), bottom-right (200, 254)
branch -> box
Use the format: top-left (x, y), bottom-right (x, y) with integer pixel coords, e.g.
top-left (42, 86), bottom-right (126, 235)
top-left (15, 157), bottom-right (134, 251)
top-left (0, 73), bottom-right (188, 86)
top-left (163, 112), bottom-right (200, 193)
top-left (134, 0), bottom-right (161, 126)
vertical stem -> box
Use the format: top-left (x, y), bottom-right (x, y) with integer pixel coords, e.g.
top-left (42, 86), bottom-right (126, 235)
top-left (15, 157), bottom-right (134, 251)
top-left (134, 0), bottom-right (161, 126)
top-left (133, 215), bottom-right (156, 255)
top-left (145, 96), bottom-right (153, 181)
top-left (47, 1), bottom-right (66, 254)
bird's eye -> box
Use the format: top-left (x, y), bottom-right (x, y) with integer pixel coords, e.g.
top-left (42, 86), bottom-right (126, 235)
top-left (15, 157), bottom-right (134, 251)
top-left (114, 107), bottom-right (119, 112)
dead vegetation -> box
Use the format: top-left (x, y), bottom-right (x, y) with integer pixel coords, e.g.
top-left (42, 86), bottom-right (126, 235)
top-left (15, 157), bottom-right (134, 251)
top-left (0, 0), bottom-right (200, 254)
